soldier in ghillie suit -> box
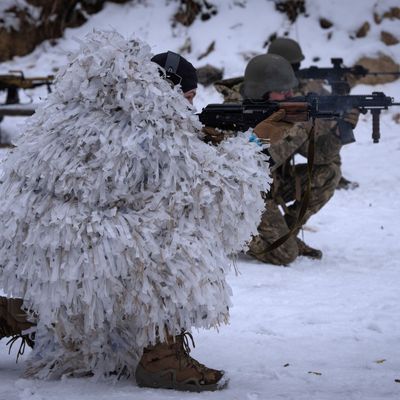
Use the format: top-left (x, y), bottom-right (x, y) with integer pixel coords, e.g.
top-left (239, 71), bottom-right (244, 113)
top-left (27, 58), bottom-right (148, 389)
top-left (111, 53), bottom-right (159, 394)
top-left (0, 31), bottom-right (270, 392)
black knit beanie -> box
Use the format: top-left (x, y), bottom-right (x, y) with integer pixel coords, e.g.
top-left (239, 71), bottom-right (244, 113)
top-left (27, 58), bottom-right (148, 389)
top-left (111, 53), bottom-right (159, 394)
top-left (151, 51), bottom-right (198, 93)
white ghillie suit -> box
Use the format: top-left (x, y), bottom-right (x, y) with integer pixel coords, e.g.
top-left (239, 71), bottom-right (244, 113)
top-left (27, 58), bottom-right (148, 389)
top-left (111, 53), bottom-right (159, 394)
top-left (0, 31), bottom-right (271, 379)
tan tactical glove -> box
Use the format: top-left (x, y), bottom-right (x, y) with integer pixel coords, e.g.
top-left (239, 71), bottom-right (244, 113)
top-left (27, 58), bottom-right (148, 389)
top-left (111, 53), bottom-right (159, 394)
top-left (342, 108), bottom-right (360, 128)
top-left (253, 109), bottom-right (292, 144)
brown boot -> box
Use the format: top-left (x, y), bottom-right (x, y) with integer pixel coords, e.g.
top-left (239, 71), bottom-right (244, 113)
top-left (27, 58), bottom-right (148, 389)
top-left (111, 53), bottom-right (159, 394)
top-left (296, 237), bottom-right (323, 260)
top-left (0, 296), bottom-right (35, 358)
top-left (135, 331), bottom-right (228, 392)
top-left (336, 176), bottom-right (359, 190)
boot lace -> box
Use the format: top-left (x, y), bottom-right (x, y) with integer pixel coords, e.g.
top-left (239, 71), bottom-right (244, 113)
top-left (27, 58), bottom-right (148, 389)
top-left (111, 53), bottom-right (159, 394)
top-left (6, 334), bottom-right (35, 362)
top-left (175, 330), bottom-right (211, 380)
top-left (1, 317), bottom-right (34, 362)
top-left (0, 301), bottom-right (35, 362)
top-left (180, 330), bottom-right (195, 355)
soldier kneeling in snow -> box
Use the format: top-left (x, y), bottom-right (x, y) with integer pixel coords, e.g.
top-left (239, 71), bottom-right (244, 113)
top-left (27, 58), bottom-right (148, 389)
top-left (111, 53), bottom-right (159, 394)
top-left (0, 31), bottom-right (270, 391)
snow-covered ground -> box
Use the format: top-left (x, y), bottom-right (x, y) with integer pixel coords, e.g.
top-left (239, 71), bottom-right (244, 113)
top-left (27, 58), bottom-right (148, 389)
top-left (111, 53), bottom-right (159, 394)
top-left (1, 0), bottom-right (400, 399)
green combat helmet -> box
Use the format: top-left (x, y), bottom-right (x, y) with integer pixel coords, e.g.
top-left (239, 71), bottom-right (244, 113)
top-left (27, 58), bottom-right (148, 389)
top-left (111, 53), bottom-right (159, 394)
top-left (268, 37), bottom-right (305, 64)
top-left (242, 54), bottom-right (298, 99)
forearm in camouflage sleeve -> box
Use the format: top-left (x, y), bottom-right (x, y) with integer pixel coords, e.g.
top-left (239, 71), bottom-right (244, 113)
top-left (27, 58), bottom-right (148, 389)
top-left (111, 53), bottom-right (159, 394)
top-left (268, 122), bottom-right (309, 169)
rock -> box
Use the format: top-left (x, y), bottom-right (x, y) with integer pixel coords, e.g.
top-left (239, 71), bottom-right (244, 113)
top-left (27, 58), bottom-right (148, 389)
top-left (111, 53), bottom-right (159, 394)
top-left (0, 1), bottom-right (131, 62)
top-left (347, 54), bottom-right (399, 86)
top-left (383, 7), bottom-right (400, 20)
top-left (393, 113), bottom-right (400, 125)
top-left (178, 37), bottom-right (192, 54)
top-left (374, 12), bottom-right (382, 24)
top-left (381, 31), bottom-right (399, 46)
top-left (173, 0), bottom-right (201, 27)
top-left (196, 64), bottom-right (223, 86)
top-left (319, 18), bottom-right (333, 29)
top-left (197, 41), bottom-right (215, 61)
top-left (356, 22), bottom-right (370, 38)
top-left (200, 2), bottom-right (218, 21)
top-left (274, 0), bottom-right (306, 23)
top-left (373, 7), bottom-right (400, 24)
top-left (173, 0), bottom-right (217, 27)
top-left (263, 32), bottom-right (277, 48)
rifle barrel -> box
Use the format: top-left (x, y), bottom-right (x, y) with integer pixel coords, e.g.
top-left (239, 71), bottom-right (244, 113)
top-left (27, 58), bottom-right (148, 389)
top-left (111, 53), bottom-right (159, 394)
top-left (367, 71), bottom-right (400, 75)
top-left (0, 104), bottom-right (37, 116)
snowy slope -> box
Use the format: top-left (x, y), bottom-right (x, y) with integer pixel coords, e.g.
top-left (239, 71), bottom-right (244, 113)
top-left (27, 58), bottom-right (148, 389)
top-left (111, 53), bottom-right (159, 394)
top-left (1, 0), bottom-right (400, 399)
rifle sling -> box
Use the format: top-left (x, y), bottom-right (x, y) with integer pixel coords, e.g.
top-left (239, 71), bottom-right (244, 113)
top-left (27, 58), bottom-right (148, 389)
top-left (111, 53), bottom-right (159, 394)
top-left (264, 120), bottom-right (316, 253)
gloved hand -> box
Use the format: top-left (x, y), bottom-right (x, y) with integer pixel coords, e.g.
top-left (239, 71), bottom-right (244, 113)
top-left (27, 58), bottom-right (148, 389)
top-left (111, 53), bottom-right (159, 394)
top-left (342, 108), bottom-right (360, 128)
top-left (253, 109), bottom-right (292, 144)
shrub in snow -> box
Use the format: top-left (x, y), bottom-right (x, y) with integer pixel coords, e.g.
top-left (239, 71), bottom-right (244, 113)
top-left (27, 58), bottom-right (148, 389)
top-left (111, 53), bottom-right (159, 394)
top-left (0, 30), bottom-right (270, 379)
top-left (0, 0), bottom-right (41, 32)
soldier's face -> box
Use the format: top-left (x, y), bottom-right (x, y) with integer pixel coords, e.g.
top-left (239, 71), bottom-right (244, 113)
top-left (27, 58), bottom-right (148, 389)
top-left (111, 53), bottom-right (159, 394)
top-left (269, 90), bottom-right (293, 101)
top-left (183, 89), bottom-right (197, 105)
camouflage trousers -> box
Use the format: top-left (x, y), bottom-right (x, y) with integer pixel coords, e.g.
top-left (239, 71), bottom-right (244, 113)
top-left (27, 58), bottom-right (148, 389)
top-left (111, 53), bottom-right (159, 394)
top-left (247, 161), bottom-right (341, 265)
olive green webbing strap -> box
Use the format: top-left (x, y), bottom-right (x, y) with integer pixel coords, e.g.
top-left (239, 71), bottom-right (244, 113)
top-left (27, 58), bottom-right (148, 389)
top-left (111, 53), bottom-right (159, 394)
top-left (264, 119), bottom-right (316, 252)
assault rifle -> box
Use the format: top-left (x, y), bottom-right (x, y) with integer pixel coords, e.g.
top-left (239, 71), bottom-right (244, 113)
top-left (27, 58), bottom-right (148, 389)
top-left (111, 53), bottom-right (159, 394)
top-left (0, 71), bottom-right (53, 105)
top-left (198, 92), bottom-right (400, 144)
top-left (296, 58), bottom-right (400, 95)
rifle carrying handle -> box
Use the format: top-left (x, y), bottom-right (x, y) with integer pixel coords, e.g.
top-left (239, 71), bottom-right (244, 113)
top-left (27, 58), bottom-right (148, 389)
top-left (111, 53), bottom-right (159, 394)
top-left (371, 109), bottom-right (380, 143)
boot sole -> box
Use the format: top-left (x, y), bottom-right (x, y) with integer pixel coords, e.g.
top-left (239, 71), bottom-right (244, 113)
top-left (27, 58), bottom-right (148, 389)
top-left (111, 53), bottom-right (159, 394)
top-left (135, 364), bottom-right (228, 392)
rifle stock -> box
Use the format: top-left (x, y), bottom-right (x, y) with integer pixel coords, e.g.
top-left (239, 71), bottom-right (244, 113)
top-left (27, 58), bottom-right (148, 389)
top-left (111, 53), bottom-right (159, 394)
top-left (277, 102), bottom-right (309, 122)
